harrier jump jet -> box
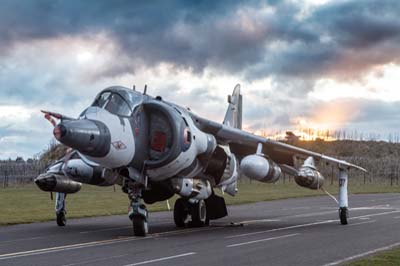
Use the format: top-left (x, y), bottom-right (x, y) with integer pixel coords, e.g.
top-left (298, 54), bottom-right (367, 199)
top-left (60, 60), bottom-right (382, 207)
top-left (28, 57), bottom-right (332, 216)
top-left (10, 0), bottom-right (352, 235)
top-left (35, 85), bottom-right (366, 236)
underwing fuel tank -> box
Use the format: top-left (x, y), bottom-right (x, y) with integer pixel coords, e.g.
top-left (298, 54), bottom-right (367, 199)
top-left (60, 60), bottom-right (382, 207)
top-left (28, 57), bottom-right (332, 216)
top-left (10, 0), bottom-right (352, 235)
top-left (35, 173), bottom-right (81, 194)
top-left (240, 154), bottom-right (281, 183)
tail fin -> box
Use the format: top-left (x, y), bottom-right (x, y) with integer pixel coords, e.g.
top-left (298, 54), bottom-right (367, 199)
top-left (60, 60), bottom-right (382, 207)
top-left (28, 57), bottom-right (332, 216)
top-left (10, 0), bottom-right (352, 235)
top-left (223, 84), bottom-right (242, 129)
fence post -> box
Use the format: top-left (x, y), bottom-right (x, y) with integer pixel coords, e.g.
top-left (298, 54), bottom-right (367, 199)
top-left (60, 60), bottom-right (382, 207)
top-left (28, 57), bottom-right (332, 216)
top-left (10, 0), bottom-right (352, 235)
top-left (3, 170), bottom-right (8, 188)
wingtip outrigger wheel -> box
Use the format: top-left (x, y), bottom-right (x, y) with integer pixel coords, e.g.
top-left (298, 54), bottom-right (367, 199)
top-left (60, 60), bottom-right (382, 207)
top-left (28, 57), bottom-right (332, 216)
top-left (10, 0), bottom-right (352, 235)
top-left (339, 207), bottom-right (349, 225)
top-left (338, 168), bottom-right (349, 225)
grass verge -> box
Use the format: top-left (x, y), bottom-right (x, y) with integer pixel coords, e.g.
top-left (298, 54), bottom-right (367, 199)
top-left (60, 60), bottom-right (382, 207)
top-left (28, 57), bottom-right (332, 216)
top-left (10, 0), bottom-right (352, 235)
top-left (346, 247), bottom-right (400, 266)
top-left (0, 181), bottom-right (399, 226)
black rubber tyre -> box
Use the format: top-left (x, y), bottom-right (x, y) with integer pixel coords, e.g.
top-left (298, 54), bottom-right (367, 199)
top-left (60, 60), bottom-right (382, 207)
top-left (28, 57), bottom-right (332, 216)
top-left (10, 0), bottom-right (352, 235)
top-left (133, 215), bottom-right (148, 236)
top-left (174, 198), bottom-right (188, 228)
top-left (190, 200), bottom-right (207, 227)
top-left (56, 211), bottom-right (66, 226)
top-left (339, 207), bottom-right (348, 225)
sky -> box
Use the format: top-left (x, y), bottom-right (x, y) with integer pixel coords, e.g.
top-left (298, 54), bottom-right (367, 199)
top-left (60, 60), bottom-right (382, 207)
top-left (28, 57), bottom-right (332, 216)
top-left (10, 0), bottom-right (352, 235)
top-left (0, 0), bottom-right (400, 159)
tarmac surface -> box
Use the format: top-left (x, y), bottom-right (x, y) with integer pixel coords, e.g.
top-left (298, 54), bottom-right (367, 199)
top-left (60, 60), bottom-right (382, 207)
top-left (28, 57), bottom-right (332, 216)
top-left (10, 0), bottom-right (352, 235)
top-left (1, 193), bottom-right (400, 266)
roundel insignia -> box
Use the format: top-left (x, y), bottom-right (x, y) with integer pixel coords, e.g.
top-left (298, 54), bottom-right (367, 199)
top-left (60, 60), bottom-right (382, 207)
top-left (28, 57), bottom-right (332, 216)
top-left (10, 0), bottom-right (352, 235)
top-left (112, 141), bottom-right (127, 150)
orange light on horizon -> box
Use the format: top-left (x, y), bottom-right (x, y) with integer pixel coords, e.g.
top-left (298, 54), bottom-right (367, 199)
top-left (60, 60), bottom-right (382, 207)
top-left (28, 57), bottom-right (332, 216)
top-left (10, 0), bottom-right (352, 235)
top-left (247, 100), bottom-right (360, 142)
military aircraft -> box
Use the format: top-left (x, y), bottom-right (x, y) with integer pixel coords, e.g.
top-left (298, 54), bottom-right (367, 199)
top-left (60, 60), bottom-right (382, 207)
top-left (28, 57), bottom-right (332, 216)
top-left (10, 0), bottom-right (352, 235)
top-left (35, 85), bottom-right (366, 236)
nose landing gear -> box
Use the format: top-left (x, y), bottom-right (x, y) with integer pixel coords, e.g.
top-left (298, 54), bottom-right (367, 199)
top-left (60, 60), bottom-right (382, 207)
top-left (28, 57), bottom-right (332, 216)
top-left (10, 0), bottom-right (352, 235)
top-left (127, 184), bottom-right (149, 236)
top-left (129, 202), bottom-right (148, 236)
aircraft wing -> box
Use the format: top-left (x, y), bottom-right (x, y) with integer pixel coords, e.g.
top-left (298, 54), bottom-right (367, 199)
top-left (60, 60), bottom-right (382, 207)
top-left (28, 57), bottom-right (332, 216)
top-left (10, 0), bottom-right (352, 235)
top-left (192, 115), bottom-right (367, 172)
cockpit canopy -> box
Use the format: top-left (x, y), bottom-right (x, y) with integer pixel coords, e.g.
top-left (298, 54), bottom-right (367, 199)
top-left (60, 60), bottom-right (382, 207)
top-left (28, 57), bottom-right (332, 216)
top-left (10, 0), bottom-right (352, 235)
top-left (92, 86), bottom-right (143, 117)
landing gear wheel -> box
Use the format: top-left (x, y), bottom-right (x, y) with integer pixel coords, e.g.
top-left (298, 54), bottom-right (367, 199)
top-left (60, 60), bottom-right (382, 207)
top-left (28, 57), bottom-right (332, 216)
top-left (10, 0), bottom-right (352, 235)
top-left (174, 198), bottom-right (189, 228)
top-left (339, 207), bottom-right (348, 225)
top-left (133, 215), bottom-right (148, 236)
top-left (56, 211), bottom-right (66, 226)
top-left (190, 200), bottom-right (207, 227)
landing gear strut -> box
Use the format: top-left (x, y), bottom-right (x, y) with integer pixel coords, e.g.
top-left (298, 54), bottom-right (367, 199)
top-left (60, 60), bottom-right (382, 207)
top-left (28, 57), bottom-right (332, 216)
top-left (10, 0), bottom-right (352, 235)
top-left (55, 192), bottom-right (67, 226)
top-left (173, 198), bottom-right (208, 228)
top-left (338, 168), bottom-right (349, 225)
top-left (127, 185), bottom-right (148, 236)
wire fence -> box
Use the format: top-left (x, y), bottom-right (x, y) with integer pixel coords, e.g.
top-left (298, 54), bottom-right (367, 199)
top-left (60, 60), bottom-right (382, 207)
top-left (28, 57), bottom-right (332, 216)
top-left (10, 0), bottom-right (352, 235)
top-left (2, 155), bottom-right (399, 189)
top-left (0, 161), bottom-right (47, 188)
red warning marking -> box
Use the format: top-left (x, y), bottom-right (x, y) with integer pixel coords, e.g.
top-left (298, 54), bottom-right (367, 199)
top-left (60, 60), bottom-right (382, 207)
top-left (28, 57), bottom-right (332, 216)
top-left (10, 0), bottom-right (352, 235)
top-left (151, 131), bottom-right (167, 152)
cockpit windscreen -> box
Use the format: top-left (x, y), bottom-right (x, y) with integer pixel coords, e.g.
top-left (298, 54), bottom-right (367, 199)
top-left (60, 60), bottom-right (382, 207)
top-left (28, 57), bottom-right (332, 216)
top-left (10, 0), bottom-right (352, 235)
top-left (91, 88), bottom-right (143, 117)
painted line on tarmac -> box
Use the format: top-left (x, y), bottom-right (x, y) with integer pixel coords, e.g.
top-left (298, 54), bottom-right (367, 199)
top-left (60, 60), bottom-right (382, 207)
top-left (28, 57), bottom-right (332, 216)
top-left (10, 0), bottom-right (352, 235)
top-left (277, 206), bottom-right (393, 221)
top-left (347, 220), bottom-right (376, 227)
top-left (240, 219), bottom-right (280, 224)
top-left (0, 227), bottom-right (219, 261)
top-left (350, 205), bottom-right (393, 210)
top-left (227, 233), bottom-right (299, 248)
top-left (226, 210), bottom-right (400, 239)
top-left (322, 241), bottom-right (400, 266)
top-left (123, 252), bottom-right (196, 266)
top-left (226, 219), bottom-right (337, 239)
top-left (79, 221), bottom-right (172, 234)
top-left (79, 226), bottom-right (132, 234)
top-left (286, 205), bottom-right (396, 219)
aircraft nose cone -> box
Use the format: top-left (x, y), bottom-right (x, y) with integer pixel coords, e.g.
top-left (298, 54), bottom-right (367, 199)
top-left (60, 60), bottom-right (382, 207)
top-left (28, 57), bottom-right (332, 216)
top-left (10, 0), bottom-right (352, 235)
top-left (53, 124), bottom-right (67, 141)
top-left (54, 119), bottom-right (111, 157)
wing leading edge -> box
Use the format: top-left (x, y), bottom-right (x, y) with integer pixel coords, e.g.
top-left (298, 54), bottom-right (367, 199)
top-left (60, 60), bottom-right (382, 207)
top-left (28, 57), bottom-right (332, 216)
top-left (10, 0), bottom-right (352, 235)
top-left (191, 114), bottom-right (367, 172)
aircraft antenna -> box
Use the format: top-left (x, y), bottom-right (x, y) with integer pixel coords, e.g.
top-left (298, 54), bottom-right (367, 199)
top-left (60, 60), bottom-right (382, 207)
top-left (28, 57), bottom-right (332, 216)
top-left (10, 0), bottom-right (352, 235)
top-left (143, 85), bottom-right (147, 95)
top-left (133, 85), bottom-right (135, 91)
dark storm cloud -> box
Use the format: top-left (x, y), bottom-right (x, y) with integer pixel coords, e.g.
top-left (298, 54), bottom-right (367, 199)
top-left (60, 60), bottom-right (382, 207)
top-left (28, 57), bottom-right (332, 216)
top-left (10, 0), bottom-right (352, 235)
top-left (1, 0), bottom-right (400, 159)
top-left (1, 0), bottom-right (399, 81)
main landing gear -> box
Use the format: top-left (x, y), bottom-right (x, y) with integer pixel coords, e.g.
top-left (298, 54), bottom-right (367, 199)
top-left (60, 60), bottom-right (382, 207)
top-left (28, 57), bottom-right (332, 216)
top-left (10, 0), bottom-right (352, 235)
top-left (174, 198), bottom-right (208, 228)
top-left (55, 192), bottom-right (67, 226)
